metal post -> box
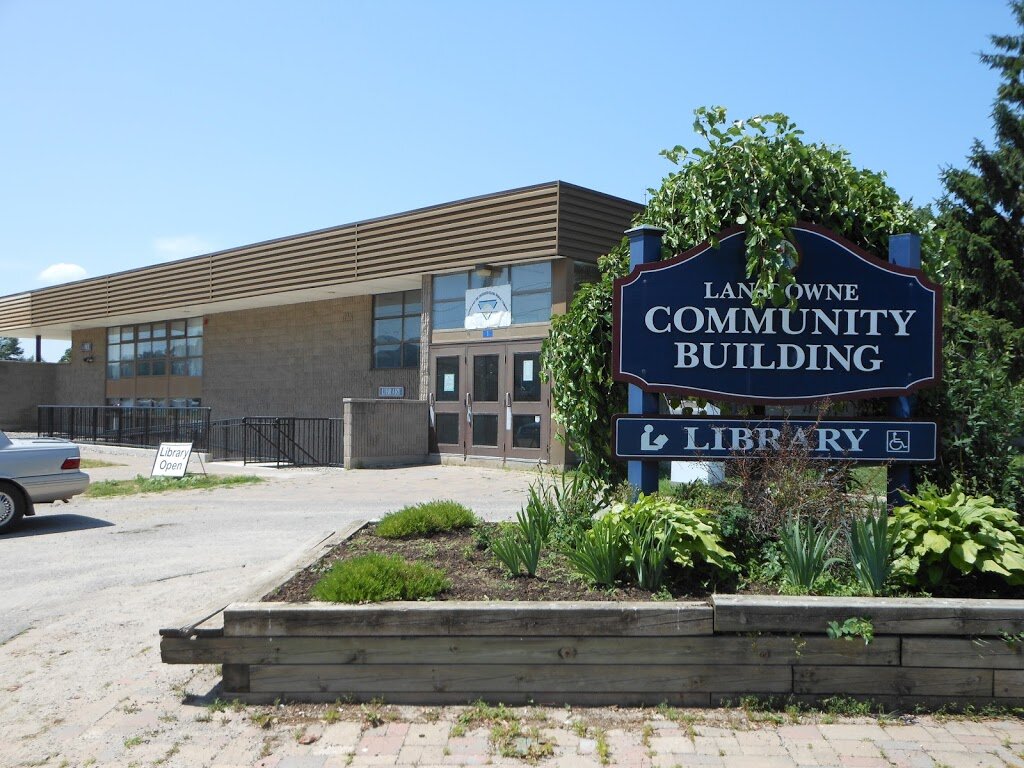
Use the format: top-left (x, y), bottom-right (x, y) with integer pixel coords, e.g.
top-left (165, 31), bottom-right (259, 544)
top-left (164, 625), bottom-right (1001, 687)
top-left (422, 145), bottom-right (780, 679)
top-left (625, 225), bottom-right (665, 497)
top-left (887, 234), bottom-right (922, 507)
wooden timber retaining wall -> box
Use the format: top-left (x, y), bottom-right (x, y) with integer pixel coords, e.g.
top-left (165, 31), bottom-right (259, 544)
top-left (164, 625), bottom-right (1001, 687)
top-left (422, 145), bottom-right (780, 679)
top-left (160, 595), bottom-right (1024, 707)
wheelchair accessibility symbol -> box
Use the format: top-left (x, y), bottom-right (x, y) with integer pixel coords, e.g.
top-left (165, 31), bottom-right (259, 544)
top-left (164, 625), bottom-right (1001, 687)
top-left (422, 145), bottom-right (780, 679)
top-left (887, 430), bottom-right (911, 453)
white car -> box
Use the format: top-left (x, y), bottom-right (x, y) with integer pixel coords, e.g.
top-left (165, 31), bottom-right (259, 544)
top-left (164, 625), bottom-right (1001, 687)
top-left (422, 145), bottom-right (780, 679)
top-left (0, 431), bottom-right (90, 534)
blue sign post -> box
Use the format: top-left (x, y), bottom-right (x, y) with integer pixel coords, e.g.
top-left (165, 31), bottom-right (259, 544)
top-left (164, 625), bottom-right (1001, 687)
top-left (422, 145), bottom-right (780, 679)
top-left (625, 226), bottom-right (665, 496)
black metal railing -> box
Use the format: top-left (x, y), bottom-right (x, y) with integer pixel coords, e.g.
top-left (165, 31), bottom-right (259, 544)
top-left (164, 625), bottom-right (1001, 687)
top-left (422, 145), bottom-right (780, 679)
top-left (38, 406), bottom-right (344, 467)
top-left (206, 416), bottom-right (343, 467)
top-left (37, 405), bottom-right (212, 450)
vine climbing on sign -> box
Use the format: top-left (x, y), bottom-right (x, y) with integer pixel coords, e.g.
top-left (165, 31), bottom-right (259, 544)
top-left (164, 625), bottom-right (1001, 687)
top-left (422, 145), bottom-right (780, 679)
top-left (541, 106), bottom-right (937, 482)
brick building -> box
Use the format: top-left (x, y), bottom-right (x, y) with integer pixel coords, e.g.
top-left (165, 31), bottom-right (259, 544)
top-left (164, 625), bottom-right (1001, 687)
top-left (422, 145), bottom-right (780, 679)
top-left (0, 182), bottom-right (640, 467)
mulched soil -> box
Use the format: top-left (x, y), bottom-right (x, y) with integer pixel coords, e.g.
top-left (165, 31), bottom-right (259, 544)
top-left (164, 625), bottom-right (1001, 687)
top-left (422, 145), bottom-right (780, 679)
top-left (262, 522), bottom-right (722, 603)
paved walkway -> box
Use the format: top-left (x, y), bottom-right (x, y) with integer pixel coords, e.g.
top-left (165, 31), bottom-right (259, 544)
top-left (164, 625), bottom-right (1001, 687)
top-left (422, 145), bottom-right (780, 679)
top-left (1, 446), bottom-right (1023, 767)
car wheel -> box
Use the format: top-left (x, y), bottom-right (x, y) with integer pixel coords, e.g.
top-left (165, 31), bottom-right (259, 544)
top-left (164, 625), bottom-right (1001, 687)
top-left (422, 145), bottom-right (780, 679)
top-left (0, 482), bottom-right (26, 534)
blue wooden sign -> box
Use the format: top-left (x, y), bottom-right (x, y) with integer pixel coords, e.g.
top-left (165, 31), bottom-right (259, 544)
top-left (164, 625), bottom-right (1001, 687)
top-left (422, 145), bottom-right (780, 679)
top-left (613, 224), bottom-right (941, 404)
top-left (613, 416), bottom-right (938, 463)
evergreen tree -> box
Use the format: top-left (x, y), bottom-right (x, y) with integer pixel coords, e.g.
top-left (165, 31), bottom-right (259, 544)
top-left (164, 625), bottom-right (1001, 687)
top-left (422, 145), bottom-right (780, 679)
top-left (920, 2), bottom-right (1024, 508)
top-left (938, 0), bottom-right (1024, 339)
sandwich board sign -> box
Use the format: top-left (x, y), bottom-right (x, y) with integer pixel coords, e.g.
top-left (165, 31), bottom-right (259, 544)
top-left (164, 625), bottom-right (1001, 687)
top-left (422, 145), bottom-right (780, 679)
top-left (151, 442), bottom-right (194, 478)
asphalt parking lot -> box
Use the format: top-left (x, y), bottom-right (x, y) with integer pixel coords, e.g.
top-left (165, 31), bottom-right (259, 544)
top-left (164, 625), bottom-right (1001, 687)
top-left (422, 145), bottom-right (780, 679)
top-left (2, 446), bottom-right (1023, 768)
top-left (0, 446), bottom-right (535, 767)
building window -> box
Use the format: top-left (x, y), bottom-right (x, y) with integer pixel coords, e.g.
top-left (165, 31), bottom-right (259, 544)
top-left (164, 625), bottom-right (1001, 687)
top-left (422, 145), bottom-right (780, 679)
top-left (431, 262), bottom-right (552, 329)
top-left (373, 290), bottom-right (421, 368)
top-left (107, 318), bottom-right (203, 380)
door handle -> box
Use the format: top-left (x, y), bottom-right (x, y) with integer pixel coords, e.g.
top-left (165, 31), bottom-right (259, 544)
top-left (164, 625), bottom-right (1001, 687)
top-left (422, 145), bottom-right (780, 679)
top-left (505, 392), bottom-right (512, 408)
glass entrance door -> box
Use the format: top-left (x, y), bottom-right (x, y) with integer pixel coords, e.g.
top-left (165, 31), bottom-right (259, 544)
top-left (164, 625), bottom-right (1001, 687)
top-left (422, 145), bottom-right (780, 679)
top-left (429, 342), bottom-right (549, 463)
top-left (430, 352), bottom-right (464, 455)
top-left (505, 343), bottom-right (547, 461)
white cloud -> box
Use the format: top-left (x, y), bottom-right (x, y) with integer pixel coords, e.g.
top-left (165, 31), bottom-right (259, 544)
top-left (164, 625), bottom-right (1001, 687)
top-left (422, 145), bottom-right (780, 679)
top-left (153, 235), bottom-right (213, 260)
top-left (37, 263), bottom-right (88, 285)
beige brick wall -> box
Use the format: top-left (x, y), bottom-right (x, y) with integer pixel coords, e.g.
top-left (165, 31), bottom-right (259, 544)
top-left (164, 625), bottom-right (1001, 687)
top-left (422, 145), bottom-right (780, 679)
top-left (55, 329), bottom-right (108, 405)
top-left (0, 362), bottom-right (58, 430)
top-left (343, 398), bottom-right (429, 468)
top-left (203, 296), bottom-right (421, 420)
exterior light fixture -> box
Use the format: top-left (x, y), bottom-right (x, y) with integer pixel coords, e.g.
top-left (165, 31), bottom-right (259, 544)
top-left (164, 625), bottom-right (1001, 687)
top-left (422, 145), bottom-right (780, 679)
top-left (473, 264), bottom-right (497, 278)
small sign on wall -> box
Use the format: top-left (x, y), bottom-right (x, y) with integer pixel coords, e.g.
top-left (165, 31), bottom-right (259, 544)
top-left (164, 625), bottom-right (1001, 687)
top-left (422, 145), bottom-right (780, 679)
top-left (151, 442), bottom-right (193, 478)
top-left (378, 386), bottom-right (405, 399)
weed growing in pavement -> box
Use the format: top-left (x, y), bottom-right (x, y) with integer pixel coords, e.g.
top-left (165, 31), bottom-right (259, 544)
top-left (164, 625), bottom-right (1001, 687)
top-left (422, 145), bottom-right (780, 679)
top-left (258, 736), bottom-right (277, 758)
top-left (153, 741), bottom-right (181, 766)
top-left (324, 706), bottom-right (341, 724)
top-left (654, 703), bottom-right (698, 740)
top-left (594, 728), bottom-right (611, 765)
top-left (122, 735), bottom-right (144, 749)
top-left (450, 700), bottom-right (553, 763)
top-left (250, 711), bottom-right (273, 729)
top-left (206, 698), bottom-right (228, 713)
top-left (360, 698), bottom-right (390, 729)
top-left (641, 723), bottom-right (654, 748)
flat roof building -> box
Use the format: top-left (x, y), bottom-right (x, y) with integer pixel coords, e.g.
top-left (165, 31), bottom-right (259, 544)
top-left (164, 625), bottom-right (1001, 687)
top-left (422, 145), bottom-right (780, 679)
top-left (0, 181), bottom-right (641, 467)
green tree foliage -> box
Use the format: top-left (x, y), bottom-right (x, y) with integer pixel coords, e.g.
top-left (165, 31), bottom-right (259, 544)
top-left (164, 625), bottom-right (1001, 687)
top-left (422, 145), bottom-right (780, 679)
top-left (917, 308), bottom-right (1024, 508)
top-left (0, 337), bottom-right (24, 360)
top-left (543, 107), bottom-right (932, 480)
top-left (922, 5), bottom-right (1024, 509)
top-left (937, 1), bottom-right (1024, 334)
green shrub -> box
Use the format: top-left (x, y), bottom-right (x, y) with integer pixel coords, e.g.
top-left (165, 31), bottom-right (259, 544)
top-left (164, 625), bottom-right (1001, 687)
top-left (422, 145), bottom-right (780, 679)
top-left (311, 554), bottom-right (449, 603)
top-left (779, 516), bottom-right (842, 593)
top-left (375, 500), bottom-right (477, 539)
top-left (564, 515), bottom-right (624, 587)
top-left (891, 484), bottom-right (1024, 588)
top-left (915, 299), bottom-right (1024, 512)
top-left (848, 504), bottom-right (900, 596)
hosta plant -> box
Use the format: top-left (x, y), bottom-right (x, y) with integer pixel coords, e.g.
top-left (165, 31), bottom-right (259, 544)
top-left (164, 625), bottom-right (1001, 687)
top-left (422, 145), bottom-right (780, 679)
top-left (891, 484), bottom-right (1024, 588)
top-left (604, 494), bottom-right (734, 574)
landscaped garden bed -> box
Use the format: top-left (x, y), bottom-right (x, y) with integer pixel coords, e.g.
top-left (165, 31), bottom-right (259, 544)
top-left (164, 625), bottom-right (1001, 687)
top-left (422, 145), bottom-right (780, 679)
top-left (161, 479), bottom-right (1024, 707)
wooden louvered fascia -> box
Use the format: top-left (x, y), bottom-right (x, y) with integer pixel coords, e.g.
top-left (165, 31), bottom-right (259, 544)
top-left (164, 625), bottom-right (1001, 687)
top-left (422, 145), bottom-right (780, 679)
top-left (29, 279), bottom-right (111, 325)
top-left (0, 293), bottom-right (33, 330)
top-left (105, 259), bottom-right (213, 315)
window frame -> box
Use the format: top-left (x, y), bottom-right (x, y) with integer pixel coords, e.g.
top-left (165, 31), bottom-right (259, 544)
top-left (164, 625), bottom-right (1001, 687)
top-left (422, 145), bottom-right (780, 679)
top-left (106, 317), bottom-right (203, 381)
top-left (372, 290), bottom-right (422, 370)
top-left (430, 262), bottom-right (552, 330)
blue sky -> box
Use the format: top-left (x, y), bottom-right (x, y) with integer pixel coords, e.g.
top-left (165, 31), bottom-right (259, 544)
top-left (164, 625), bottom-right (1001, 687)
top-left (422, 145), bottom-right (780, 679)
top-left (0, 1), bottom-right (1014, 358)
